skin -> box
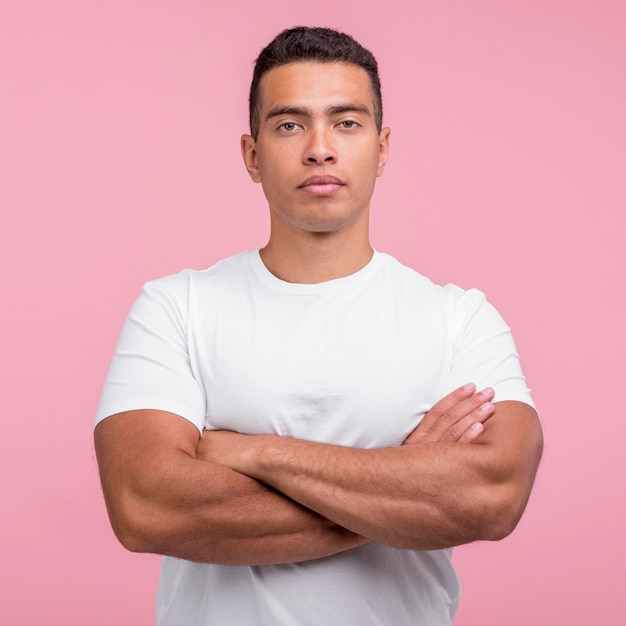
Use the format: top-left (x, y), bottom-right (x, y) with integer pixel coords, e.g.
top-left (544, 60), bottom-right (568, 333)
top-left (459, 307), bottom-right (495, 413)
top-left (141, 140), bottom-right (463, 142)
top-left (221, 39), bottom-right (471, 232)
top-left (94, 60), bottom-right (543, 564)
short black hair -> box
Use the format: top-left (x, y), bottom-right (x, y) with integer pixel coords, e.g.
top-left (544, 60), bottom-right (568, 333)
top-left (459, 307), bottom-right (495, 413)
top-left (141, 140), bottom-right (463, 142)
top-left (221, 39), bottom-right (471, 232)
top-left (249, 26), bottom-right (382, 139)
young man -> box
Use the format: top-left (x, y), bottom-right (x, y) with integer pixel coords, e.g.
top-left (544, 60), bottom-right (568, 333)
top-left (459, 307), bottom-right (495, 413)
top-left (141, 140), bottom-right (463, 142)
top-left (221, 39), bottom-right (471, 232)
top-left (95, 27), bottom-right (542, 625)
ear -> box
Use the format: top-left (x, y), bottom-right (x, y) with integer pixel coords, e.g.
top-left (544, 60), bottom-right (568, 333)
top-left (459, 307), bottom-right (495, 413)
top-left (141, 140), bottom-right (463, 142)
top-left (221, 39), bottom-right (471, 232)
top-left (376, 127), bottom-right (390, 177)
top-left (241, 134), bottom-right (261, 183)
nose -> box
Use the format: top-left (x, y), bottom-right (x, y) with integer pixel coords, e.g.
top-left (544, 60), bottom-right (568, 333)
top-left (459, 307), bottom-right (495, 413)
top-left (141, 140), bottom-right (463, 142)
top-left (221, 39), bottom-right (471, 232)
top-left (304, 126), bottom-right (337, 165)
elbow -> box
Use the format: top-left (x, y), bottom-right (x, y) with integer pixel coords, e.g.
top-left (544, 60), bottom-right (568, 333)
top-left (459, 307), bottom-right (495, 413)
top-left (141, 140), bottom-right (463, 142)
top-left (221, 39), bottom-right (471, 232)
top-left (104, 497), bottom-right (166, 555)
top-left (108, 510), bottom-right (156, 554)
top-left (476, 487), bottom-right (531, 542)
top-left (114, 525), bottom-right (156, 554)
top-left (479, 506), bottom-right (521, 541)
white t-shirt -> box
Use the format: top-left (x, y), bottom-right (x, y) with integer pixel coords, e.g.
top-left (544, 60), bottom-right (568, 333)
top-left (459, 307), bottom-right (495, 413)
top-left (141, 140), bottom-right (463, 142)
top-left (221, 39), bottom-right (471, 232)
top-left (96, 250), bottom-right (534, 625)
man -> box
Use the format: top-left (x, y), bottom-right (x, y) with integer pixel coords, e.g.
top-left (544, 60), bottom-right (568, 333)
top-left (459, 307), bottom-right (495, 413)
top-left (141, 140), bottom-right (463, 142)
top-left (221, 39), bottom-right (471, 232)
top-left (95, 26), bottom-right (543, 625)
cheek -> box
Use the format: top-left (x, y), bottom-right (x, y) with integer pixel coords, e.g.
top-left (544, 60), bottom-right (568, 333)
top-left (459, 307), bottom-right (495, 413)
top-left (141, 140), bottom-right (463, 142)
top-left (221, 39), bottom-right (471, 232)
top-left (356, 153), bottom-right (382, 185)
top-left (258, 150), bottom-right (292, 183)
top-left (259, 171), bottom-right (292, 205)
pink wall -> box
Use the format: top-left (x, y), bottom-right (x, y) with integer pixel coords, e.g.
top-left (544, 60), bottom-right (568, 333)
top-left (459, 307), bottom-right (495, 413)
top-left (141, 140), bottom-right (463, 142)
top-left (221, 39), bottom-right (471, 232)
top-left (2, 1), bottom-right (624, 624)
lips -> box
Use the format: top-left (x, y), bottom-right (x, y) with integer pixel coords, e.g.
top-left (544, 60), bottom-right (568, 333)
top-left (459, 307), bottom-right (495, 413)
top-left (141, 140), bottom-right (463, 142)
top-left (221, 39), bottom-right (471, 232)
top-left (298, 175), bottom-right (345, 195)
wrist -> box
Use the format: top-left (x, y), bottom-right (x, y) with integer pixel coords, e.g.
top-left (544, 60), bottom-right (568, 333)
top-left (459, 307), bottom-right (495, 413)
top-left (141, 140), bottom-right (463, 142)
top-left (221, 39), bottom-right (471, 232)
top-left (242, 434), bottom-right (291, 483)
top-left (232, 434), bottom-right (274, 479)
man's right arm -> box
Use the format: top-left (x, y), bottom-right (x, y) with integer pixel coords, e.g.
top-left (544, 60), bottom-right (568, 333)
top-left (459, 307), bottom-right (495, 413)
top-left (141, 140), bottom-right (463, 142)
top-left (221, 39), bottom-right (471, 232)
top-left (94, 385), bottom-right (491, 565)
top-left (94, 409), bottom-right (366, 565)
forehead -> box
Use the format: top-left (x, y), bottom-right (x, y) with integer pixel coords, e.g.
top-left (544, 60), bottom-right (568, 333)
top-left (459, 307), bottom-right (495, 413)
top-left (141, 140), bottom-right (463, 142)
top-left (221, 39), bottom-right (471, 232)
top-left (257, 61), bottom-right (374, 114)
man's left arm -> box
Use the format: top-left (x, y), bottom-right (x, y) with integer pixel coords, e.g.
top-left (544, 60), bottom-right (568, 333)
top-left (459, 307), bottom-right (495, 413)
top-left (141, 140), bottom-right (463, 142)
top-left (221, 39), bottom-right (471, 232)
top-left (199, 400), bottom-right (542, 550)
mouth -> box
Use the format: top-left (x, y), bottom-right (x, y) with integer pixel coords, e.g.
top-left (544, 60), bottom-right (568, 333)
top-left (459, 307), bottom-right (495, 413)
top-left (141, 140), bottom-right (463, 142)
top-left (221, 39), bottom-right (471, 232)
top-left (298, 175), bottom-right (345, 195)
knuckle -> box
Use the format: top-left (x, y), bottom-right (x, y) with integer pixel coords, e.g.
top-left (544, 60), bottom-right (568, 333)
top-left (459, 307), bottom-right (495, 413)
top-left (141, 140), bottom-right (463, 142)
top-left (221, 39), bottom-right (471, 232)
top-left (440, 408), bottom-right (458, 423)
top-left (448, 424), bottom-right (461, 440)
top-left (468, 392), bottom-right (483, 405)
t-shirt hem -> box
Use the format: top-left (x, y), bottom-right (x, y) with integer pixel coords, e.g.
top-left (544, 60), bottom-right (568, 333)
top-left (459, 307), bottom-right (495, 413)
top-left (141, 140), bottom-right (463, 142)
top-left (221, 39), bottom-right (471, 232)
top-left (492, 392), bottom-right (536, 411)
top-left (94, 399), bottom-right (205, 433)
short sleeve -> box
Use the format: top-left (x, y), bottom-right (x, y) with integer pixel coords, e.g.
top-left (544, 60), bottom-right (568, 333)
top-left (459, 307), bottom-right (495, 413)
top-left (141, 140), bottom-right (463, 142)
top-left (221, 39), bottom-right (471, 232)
top-left (95, 278), bottom-right (206, 432)
top-left (445, 288), bottom-right (535, 409)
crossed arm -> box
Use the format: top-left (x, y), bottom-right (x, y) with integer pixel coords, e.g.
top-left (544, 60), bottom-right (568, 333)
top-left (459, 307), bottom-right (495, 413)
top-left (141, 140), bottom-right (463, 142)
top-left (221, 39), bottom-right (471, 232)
top-left (94, 384), bottom-right (542, 565)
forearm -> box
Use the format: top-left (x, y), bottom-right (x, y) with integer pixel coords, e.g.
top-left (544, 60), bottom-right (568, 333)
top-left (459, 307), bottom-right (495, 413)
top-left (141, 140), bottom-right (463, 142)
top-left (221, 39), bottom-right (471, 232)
top-left (220, 438), bottom-right (488, 549)
top-left (206, 402), bottom-right (542, 550)
top-left (122, 454), bottom-right (366, 565)
top-left (94, 411), bottom-right (366, 566)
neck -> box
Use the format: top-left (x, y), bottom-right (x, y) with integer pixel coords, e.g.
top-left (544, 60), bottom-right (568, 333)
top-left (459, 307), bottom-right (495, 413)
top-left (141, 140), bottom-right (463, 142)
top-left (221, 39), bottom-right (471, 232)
top-left (260, 224), bottom-right (374, 285)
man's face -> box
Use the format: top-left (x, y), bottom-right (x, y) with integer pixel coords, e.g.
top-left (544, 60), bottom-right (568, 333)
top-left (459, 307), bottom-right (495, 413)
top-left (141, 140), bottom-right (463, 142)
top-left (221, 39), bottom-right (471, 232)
top-left (242, 61), bottom-right (390, 235)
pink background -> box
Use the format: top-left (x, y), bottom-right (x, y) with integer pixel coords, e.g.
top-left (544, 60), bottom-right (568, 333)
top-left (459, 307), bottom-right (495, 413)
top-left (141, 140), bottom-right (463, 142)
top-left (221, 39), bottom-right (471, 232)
top-left (2, 1), bottom-right (624, 624)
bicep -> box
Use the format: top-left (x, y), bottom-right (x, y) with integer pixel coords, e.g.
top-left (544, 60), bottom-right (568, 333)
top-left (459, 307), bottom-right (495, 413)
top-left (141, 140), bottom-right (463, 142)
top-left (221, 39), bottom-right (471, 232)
top-left (477, 401), bottom-right (543, 513)
top-left (94, 410), bottom-right (201, 519)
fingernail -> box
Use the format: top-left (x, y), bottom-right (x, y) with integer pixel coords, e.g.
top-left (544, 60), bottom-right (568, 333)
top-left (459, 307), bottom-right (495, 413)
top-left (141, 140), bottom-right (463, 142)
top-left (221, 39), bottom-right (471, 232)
top-left (480, 387), bottom-right (494, 396)
top-left (480, 402), bottom-right (493, 412)
top-left (463, 383), bottom-right (476, 392)
top-left (472, 422), bottom-right (484, 432)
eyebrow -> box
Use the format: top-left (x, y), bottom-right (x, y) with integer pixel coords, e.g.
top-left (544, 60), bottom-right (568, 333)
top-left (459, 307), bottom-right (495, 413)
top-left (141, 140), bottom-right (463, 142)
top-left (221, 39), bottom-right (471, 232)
top-left (264, 103), bottom-right (372, 122)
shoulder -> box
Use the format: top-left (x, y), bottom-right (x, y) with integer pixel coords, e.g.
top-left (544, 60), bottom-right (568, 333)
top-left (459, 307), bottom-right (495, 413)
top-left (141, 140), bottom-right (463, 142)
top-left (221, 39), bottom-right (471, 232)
top-left (140, 250), bottom-right (256, 301)
top-left (375, 254), bottom-right (513, 344)
top-left (376, 252), bottom-right (488, 310)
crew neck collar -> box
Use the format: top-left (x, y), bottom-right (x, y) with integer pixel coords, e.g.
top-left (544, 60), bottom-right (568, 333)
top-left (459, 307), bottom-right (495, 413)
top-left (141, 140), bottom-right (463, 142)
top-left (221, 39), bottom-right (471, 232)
top-left (249, 249), bottom-right (383, 295)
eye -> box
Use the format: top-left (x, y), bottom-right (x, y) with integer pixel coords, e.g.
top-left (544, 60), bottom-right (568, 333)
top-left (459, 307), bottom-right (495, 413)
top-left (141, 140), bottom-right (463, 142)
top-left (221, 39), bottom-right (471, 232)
top-left (338, 120), bottom-right (359, 129)
top-left (278, 122), bottom-right (300, 132)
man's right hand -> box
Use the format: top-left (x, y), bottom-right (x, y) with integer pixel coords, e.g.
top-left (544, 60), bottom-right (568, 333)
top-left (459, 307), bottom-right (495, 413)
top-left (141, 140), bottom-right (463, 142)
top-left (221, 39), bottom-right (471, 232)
top-left (403, 384), bottom-right (495, 446)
